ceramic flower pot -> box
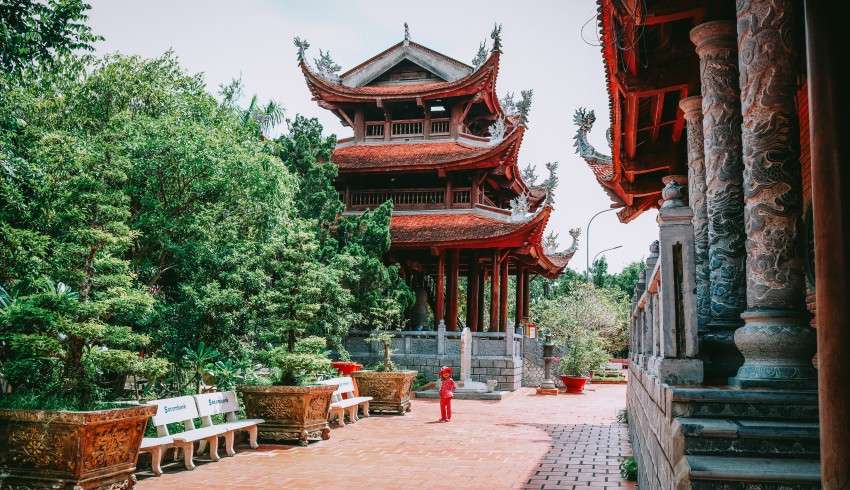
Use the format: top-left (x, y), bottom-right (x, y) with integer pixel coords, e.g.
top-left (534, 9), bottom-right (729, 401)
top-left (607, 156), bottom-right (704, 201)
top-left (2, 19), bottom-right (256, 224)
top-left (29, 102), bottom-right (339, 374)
top-left (0, 404), bottom-right (156, 489)
top-left (330, 361), bottom-right (363, 376)
top-left (351, 370), bottom-right (416, 414)
top-left (561, 375), bottom-right (590, 394)
top-left (239, 384), bottom-right (336, 446)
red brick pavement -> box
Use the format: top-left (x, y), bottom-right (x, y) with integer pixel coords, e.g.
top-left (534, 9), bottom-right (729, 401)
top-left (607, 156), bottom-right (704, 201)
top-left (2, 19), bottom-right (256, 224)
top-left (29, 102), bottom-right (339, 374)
top-left (136, 385), bottom-right (634, 490)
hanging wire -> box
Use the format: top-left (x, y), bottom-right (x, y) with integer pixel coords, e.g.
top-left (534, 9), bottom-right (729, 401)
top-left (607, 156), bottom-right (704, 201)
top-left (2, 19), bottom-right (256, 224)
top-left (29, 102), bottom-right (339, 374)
top-left (580, 10), bottom-right (603, 47)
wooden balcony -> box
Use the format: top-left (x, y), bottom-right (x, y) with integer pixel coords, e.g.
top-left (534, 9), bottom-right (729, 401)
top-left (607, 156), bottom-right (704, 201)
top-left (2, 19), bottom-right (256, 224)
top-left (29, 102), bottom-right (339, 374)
top-left (348, 187), bottom-right (473, 210)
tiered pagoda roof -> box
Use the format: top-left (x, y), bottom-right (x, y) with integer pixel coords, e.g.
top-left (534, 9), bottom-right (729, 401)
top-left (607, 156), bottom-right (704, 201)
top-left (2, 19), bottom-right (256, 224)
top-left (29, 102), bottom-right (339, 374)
top-left (299, 28), bottom-right (574, 278)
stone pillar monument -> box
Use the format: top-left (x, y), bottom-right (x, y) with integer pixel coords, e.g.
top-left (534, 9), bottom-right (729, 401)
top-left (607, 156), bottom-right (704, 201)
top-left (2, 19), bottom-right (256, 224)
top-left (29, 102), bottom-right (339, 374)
top-left (460, 326), bottom-right (472, 385)
top-left (690, 21), bottom-right (746, 382)
top-left (679, 96), bottom-right (710, 330)
top-left (730, 0), bottom-right (816, 388)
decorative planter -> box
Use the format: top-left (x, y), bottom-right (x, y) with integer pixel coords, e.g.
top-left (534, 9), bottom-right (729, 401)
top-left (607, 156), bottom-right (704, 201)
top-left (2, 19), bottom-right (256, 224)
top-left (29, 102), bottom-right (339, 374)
top-left (239, 384), bottom-right (336, 446)
top-left (0, 404), bottom-right (156, 489)
top-left (351, 370), bottom-right (416, 414)
top-left (330, 361), bottom-right (363, 376)
top-left (561, 375), bottom-right (590, 394)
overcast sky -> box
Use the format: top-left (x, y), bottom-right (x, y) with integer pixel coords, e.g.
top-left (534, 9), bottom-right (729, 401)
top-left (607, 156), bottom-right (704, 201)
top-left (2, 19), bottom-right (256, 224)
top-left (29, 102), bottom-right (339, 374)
top-left (87, 0), bottom-right (659, 273)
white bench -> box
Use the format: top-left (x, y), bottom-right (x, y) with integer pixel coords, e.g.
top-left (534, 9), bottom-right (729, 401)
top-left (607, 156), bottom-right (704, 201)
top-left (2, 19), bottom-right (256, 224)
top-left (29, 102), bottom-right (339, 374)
top-left (194, 391), bottom-right (263, 457)
top-left (139, 395), bottom-right (230, 476)
top-left (320, 377), bottom-right (372, 427)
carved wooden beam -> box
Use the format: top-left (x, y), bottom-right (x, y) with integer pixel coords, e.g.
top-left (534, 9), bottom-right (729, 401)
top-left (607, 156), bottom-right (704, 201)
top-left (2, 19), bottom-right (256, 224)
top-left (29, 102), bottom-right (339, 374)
top-left (650, 93), bottom-right (664, 142)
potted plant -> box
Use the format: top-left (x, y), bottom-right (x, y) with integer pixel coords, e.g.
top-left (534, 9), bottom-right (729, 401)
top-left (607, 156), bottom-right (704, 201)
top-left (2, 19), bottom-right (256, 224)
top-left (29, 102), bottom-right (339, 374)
top-left (559, 331), bottom-right (609, 394)
top-left (239, 336), bottom-right (337, 446)
top-left (351, 327), bottom-right (416, 415)
top-left (0, 281), bottom-right (166, 489)
top-left (330, 347), bottom-right (362, 376)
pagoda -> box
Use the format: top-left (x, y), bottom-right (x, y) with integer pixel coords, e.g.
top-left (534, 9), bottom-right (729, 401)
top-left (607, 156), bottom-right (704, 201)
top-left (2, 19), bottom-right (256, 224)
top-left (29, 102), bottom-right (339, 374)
top-left (298, 25), bottom-right (577, 333)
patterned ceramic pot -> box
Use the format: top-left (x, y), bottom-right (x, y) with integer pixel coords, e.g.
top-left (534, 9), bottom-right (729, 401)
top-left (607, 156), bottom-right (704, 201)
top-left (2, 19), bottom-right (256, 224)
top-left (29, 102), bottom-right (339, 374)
top-left (0, 404), bottom-right (156, 489)
top-left (238, 384), bottom-right (336, 446)
top-left (351, 370), bottom-right (416, 415)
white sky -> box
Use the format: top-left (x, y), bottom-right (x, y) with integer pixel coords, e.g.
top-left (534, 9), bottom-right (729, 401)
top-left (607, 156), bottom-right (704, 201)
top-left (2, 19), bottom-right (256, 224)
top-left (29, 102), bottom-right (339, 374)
top-left (87, 0), bottom-right (659, 273)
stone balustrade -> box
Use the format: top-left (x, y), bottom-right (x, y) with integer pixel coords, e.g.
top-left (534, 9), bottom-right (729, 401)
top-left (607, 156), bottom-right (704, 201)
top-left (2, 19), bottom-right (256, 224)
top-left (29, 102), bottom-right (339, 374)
top-left (629, 179), bottom-right (704, 386)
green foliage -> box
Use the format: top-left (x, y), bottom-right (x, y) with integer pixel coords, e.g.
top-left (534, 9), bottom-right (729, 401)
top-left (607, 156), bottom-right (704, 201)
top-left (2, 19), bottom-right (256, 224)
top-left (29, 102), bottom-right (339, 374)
top-left (532, 281), bottom-right (629, 356)
top-left (0, 0), bottom-right (102, 78)
top-left (620, 456), bottom-right (638, 481)
top-left (558, 331), bottom-right (608, 377)
top-left (411, 371), bottom-right (428, 391)
top-left (616, 408), bottom-right (628, 425)
top-left (263, 336), bottom-right (332, 386)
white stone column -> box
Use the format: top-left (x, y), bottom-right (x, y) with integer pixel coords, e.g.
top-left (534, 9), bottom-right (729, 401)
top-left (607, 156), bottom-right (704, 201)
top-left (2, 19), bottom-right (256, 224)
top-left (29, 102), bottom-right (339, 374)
top-left (653, 178), bottom-right (704, 385)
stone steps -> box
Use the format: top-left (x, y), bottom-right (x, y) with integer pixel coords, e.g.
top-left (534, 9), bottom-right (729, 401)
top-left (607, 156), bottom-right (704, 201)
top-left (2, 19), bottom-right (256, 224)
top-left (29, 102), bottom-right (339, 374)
top-left (678, 417), bottom-right (820, 459)
top-left (670, 387), bottom-right (819, 421)
top-left (687, 455), bottom-right (821, 489)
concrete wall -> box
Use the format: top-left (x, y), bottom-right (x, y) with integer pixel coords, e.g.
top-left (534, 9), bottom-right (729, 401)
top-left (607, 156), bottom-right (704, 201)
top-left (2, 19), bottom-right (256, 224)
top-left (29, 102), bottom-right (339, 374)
top-left (343, 331), bottom-right (523, 391)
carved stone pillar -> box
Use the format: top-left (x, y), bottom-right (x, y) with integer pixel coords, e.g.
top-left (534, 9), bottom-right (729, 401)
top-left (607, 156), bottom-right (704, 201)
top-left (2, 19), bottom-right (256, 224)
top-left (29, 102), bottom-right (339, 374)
top-left (644, 241), bottom-right (660, 358)
top-left (691, 21), bottom-right (746, 382)
top-left (729, 0), bottom-right (816, 389)
top-left (679, 96), bottom-right (710, 330)
top-left (634, 269), bottom-right (647, 365)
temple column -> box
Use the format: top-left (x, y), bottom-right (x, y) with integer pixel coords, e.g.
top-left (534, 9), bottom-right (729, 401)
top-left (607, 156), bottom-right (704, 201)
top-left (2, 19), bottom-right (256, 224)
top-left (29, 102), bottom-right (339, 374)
top-left (435, 250), bottom-right (446, 327)
top-left (490, 250), bottom-right (501, 332)
top-left (729, 0), bottom-right (816, 388)
top-left (477, 266), bottom-right (486, 331)
top-left (679, 96), bottom-right (710, 330)
top-left (522, 270), bottom-right (530, 320)
top-left (447, 249), bottom-right (460, 331)
top-left (468, 255), bottom-right (480, 332)
top-left (690, 21), bottom-right (746, 382)
top-left (499, 256), bottom-right (509, 333)
top-left (514, 265), bottom-right (525, 332)
top-left (805, 0), bottom-right (850, 482)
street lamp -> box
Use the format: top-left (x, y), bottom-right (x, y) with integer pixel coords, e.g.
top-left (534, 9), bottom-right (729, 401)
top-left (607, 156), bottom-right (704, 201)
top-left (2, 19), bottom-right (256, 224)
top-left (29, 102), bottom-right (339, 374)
top-left (585, 207), bottom-right (618, 281)
top-left (592, 245), bottom-right (623, 266)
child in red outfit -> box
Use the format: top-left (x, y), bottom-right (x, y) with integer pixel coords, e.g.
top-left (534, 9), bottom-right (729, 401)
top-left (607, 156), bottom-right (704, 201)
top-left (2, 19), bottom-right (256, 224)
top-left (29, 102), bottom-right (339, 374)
top-left (438, 366), bottom-right (456, 422)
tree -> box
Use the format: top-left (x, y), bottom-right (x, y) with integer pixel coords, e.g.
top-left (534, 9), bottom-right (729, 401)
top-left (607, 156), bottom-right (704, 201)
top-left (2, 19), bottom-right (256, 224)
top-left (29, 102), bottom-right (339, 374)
top-left (531, 281), bottom-right (629, 356)
top-left (0, 0), bottom-right (101, 78)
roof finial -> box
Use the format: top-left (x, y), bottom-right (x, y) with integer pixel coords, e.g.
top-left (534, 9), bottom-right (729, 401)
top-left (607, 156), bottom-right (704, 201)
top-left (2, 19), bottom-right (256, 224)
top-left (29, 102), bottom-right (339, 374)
top-left (404, 22), bottom-right (410, 44)
top-left (293, 36), bottom-right (310, 64)
top-left (490, 23), bottom-right (503, 53)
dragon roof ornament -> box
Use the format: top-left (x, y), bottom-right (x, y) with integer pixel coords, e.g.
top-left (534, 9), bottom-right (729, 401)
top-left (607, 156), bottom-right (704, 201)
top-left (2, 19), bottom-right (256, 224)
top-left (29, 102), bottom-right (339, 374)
top-left (573, 107), bottom-right (612, 171)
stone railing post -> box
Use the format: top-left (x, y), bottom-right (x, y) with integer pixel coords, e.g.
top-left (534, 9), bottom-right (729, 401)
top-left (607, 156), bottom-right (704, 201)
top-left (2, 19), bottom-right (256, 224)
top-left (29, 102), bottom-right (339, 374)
top-left (730, 0), bottom-right (816, 389)
top-left (634, 269), bottom-right (647, 365)
top-left (691, 20), bottom-right (747, 382)
top-left (645, 241), bottom-right (660, 360)
top-left (653, 178), bottom-right (704, 385)
top-left (437, 319), bottom-right (446, 356)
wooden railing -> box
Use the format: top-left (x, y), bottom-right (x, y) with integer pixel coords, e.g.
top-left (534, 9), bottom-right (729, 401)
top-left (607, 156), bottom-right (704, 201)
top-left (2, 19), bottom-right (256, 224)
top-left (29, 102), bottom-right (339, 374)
top-left (365, 122), bottom-right (384, 139)
top-left (430, 118), bottom-right (450, 135)
top-left (391, 119), bottom-right (423, 137)
top-left (348, 187), bottom-right (472, 210)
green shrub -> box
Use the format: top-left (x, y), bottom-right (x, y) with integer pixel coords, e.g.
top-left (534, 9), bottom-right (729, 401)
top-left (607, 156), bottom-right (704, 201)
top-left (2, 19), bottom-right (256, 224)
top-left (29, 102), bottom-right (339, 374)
top-left (558, 331), bottom-right (609, 377)
top-left (620, 456), bottom-right (637, 481)
top-left (262, 339), bottom-right (333, 386)
top-left (293, 336), bottom-right (329, 356)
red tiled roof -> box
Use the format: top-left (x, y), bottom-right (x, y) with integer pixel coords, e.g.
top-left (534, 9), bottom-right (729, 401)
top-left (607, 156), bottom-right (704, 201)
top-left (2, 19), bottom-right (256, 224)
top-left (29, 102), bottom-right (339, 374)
top-left (302, 52), bottom-right (500, 108)
top-left (390, 207), bottom-right (550, 249)
top-left (332, 126), bottom-right (524, 173)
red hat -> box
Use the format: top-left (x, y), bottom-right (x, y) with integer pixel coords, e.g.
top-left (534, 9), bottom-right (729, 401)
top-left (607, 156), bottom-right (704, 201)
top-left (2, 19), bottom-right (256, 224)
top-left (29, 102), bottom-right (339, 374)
top-left (439, 366), bottom-right (453, 376)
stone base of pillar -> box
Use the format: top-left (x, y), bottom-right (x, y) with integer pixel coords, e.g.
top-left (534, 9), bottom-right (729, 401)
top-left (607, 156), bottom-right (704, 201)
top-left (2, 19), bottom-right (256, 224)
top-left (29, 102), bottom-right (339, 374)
top-left (699, 321), bottom-right (744, 384)
top-left (649, 357), bottom-right (704, 385)
top-left (729, 309), bottom-right (817, 389)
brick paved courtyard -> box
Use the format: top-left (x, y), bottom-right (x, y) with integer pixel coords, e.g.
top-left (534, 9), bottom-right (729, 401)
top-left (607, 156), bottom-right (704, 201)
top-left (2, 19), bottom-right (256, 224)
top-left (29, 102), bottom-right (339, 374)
top-left (136, 385), bottom-right (634, 490)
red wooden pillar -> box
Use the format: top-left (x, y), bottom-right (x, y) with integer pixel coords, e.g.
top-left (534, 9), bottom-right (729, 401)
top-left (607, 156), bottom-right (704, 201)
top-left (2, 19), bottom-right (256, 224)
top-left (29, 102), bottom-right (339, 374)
top-left (515, 265), bottom-right (525, 331)
top-left (447, 249), bottom-right (459, 331)
top-left (477, 265), bottom-right (486, 331)
top-left (522, 270), bottom-right (531, 320)
top-left (468, 254), bottom-right (480, 332)
top-left (490, 250), bottom-right (501, 332)
top-left (435, 250), bottom-right (446, 326)
top-left (806, 1), bottom-right (850, 483)
top-left (499, 256), bottom-right (509, 333)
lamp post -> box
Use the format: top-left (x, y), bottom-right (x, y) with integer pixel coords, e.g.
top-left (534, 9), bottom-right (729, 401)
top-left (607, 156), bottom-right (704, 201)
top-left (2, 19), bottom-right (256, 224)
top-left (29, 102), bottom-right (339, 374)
top-left (586, 207), bottom-right (618, 281)
top-left (537, 329), bottom-right (559, 395)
